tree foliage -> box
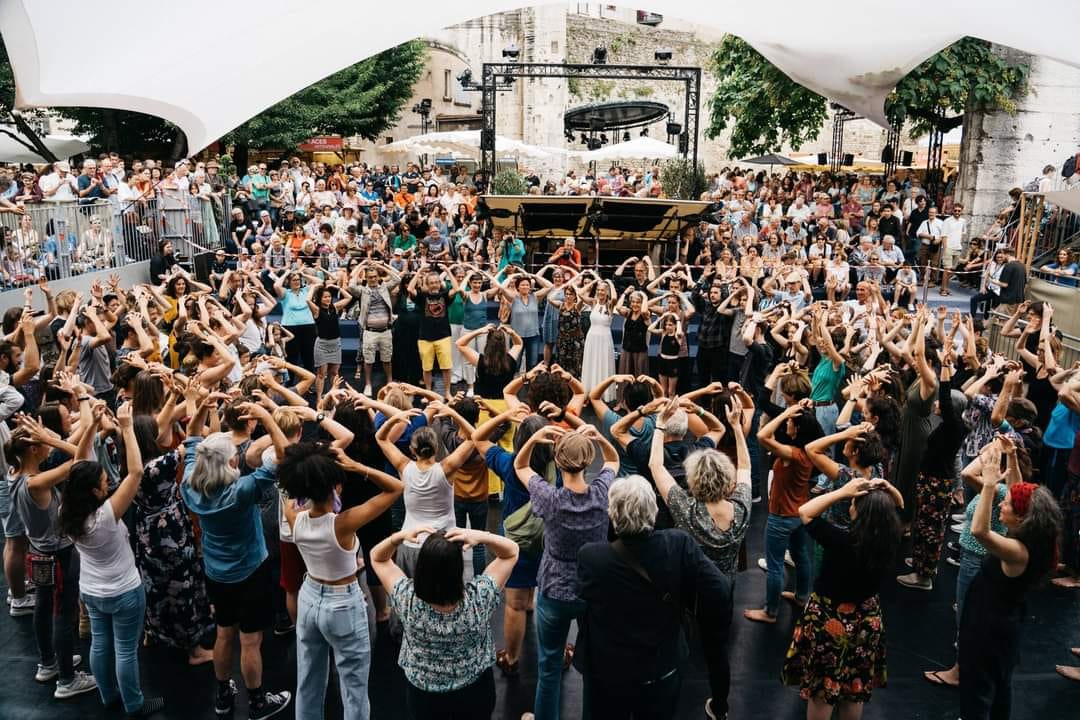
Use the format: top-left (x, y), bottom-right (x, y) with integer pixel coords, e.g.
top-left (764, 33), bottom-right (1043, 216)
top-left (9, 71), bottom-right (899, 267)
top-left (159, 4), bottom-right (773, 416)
top-left (225, 40), bottom-right (426, 151)
top-left (659, 158), bottom-right (706, 200)
top-left (491, 168), bottom-right (529, 195)
top-left (706, 36), bottom-right (1029, 159)
top-left (705, 36), bottom-right (829, 159)
top-left (885, 38), bottom-right (1028, 137)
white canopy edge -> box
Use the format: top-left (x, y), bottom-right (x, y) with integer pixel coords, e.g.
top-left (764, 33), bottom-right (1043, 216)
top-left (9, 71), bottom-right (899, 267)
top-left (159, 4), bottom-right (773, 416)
top-left (4, 1), bottom-right (1080, 153)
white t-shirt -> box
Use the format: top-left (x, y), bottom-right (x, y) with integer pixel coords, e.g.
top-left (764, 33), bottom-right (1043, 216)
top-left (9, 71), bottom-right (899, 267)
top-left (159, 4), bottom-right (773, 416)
top-left (76, 502), bottom-right (143, 598)
top-left (941, 216), bottom-right (967, 251)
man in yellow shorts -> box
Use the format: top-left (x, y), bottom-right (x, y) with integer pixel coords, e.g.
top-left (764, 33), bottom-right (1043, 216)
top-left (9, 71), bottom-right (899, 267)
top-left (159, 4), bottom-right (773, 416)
top-left (408, 267), bottom-right (462, 398)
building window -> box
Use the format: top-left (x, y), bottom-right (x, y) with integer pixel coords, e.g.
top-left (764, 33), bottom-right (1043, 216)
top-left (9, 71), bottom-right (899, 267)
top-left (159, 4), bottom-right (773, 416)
top-left (551, 41), bottom-right (559, 54)
top-left (443, 69), bottom-right (452, 101)
top-left (385, 137), bottom-right (393, 144)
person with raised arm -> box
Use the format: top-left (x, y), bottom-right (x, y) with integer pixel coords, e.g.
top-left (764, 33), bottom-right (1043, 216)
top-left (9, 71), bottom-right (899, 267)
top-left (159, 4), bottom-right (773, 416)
top-left (279, 441), bottom-right (403, 720)
top-left (782, 477), bottom-right (904, 720)
top-left (516, 424), bottom-right (619, 720)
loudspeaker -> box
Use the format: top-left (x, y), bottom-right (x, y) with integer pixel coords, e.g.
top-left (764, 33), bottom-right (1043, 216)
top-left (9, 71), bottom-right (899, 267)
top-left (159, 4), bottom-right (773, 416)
top-left (817, 152), bottom-right (827, 166)
top-left (843, 154), bottom-right (854, 166)
top-left (900, 150), bottom-right (914, 166)
top-left (881, 145), bottom-right (894, 163)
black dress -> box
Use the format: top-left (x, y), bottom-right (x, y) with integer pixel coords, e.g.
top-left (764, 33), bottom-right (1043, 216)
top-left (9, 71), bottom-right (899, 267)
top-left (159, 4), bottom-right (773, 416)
top-left (391, 293), bottom-right (422, 386)
top-left (958, 552), bottom-right (1039, 720)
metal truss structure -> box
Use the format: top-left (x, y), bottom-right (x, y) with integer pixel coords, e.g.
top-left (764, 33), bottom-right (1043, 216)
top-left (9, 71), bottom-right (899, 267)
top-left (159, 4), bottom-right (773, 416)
top-left (478, 62), bottom-right (702, 191)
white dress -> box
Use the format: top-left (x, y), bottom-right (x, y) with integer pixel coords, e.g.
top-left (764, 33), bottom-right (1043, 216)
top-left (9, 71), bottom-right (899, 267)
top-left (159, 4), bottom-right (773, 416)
top-left (581, 306), bottom-right (616, 402)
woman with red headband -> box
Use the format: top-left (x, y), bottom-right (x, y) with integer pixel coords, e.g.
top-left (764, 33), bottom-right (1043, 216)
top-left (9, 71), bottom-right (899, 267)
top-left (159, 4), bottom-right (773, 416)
top-left (960, 437), bottom-right (1063, 719)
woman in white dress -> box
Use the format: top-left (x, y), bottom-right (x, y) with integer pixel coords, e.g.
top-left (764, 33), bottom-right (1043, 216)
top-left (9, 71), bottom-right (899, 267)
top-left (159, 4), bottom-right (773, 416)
top-left (579, 276), bottom-right (617, 402)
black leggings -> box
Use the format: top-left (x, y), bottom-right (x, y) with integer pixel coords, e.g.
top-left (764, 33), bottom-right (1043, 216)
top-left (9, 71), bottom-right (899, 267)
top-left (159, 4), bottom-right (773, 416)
top-left (284, 323), bottom-right (316, 373)
top-left (406, 668), bottom-right (495, 720)
top-left (33, 545), bottom-right (80, 683)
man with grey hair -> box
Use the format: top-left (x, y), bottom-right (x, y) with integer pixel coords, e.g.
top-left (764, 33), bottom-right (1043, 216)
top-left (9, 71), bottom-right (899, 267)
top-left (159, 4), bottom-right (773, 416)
top-left (576, 474), bottom-right (731, 718)
top-left (612, 396), bottom-right (726, 528)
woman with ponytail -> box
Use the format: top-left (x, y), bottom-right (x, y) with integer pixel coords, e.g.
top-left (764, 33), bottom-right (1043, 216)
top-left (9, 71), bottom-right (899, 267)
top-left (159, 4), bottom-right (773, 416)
top-left (959, 438), bottom-right (1063, 719)
top-left (58, 402), bottom-right (164, 716)
top-left (9, 403), bottom-right (99, 699)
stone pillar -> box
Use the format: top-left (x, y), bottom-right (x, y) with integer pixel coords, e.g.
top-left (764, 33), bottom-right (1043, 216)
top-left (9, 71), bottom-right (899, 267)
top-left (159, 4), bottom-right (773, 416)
top-left (956, 47), bottom-right (1080, 236)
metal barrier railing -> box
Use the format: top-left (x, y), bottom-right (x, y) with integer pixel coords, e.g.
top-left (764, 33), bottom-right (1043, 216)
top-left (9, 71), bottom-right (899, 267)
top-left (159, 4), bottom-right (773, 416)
top-left (0, 192), bottom-right (229, 289)
top-left (986, 309), bottom-right (1080, 368)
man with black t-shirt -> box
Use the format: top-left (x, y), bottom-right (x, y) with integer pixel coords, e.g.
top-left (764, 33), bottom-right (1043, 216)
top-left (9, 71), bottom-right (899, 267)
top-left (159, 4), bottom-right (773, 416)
top-left (990, 249), bottom-right (1027, 314)
top-left (402, 163), bottom-right (422, 196)
top-left (407, 269), bottom-right (461, 398)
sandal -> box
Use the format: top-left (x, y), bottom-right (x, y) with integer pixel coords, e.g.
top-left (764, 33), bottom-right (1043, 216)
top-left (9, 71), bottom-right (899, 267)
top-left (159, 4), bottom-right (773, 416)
top-left (562, 643), bottom-right (575, 671)
top-left (496, 649), bottom-right (519, 678)
top-left (923, 670), bottom-right (959, 688)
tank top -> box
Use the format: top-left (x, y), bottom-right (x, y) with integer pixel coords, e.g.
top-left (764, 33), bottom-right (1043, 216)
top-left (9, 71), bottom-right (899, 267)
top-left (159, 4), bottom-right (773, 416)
top-left (315, 306), bottom-right (341, 340)
top-left (401, 461), bottom-right (454, 548)
top-left (622, 314), bottom-right (647, 352)
top-left (510, 294), bottom-right (539, 338)
top-left (12, 473), bottom-right (72, 553)
top-left (462, 293), bottom-right (489, 330)
top-left (660, 334), bottom-right (680, 358)
top-left (292, 510), bottom-right (360, 582)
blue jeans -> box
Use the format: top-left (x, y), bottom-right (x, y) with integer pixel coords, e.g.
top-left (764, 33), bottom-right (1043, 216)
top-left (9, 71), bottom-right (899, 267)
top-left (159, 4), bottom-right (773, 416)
top-left (454, 499), bottom-right (489, 577)
top-left (82, 586), bottom-right (147, 712)
top-left (534, 592), bottom-right (585, 720)
top-left (814, 402), bottom-right (839, 437)
top-left (764, 514), bottom-right (811, 616)
top-left (296, 578), bottom-right (371, 720)
top-left (521, 335), bottom-right (542, 372)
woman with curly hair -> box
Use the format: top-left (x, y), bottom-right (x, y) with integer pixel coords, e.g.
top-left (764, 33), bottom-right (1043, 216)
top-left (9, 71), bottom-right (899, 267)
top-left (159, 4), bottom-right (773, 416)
top-left (782, 477), bottom-right (904, 720)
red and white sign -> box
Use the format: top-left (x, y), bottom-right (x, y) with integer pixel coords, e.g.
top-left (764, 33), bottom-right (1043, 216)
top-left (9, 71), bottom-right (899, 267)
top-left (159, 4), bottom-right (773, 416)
top-left (299, 135), bottom-right (343, 151)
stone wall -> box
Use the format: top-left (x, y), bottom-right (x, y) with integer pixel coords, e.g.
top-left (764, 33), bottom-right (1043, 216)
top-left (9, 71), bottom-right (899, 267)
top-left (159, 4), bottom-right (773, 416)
top-left (957, 47), bottom-right (1080, 236)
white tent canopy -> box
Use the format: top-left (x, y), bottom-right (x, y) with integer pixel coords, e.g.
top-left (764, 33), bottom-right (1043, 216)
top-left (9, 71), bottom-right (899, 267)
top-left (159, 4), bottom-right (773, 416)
top-left (3, 2), bottom-right (1080, 153)
top-left (381, 131), bottom-right (564, 161)
top-left (571, 136), bottom-right (680, 163)
top-left (1042, 189), bottom-right (1080, 216)
top-left (0, 128), bottom-right (89, 163)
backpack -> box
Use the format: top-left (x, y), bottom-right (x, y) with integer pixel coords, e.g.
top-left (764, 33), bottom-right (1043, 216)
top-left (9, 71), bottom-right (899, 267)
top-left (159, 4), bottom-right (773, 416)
top-left (1023, 176), bottom-right (1041, 193)
top-left (501, 460), bottom-right (557, 557)
top-left (1062, 153), bottom-right (1079, 179)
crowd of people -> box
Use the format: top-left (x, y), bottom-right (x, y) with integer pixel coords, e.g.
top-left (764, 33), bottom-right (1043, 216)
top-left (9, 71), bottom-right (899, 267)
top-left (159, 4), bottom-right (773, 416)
top-left (0, 157), bottom-right (1076, 720)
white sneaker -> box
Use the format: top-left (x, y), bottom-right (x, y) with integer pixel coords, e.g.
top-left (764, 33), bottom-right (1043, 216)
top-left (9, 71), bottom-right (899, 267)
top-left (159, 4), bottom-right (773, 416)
top-left (36, 655), bottom-right (82, 683)
top-left (465, 387), bottom-right (475, 398)
top-left (54, 670), bottom-right (97, 699)
top-left (9, 594), bottom-right (35, 616)
top-left (363, 384), bottom-right (373, 397)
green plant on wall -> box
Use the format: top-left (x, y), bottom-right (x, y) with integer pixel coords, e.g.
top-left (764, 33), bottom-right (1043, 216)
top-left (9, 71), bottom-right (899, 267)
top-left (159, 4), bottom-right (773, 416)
top-left (632, 86), bottom-right (654, 98)
top-left (586, 80), bottom-right (615, 102)
top-left (568, 76), bottom-right (581, 98)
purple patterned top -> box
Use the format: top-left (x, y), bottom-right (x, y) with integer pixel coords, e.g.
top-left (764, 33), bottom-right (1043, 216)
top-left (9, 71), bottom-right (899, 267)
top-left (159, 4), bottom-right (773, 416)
top-left (528, 468), bottom-right (615, 602)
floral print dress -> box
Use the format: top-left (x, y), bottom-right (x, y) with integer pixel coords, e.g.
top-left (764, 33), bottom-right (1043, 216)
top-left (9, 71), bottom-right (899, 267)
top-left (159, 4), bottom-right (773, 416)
top-left (555, 305), bottom-right (585, 377)
top-left (134, 449), bottom-right (213, 649)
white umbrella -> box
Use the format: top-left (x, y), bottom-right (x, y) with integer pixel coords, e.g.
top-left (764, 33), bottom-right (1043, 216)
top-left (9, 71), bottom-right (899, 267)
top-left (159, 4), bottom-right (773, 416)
top-left (381, 131), bottom-right (563, 161)
top-left (571, 136), bottom-right (679, 164)
top-left (5, 1), bottom-right (1080, 152)
top-left (0, 128), bottom-right (89, 163)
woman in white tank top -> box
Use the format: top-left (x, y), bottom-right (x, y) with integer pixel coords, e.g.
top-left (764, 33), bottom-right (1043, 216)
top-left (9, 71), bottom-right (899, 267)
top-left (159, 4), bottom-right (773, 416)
top-left (375, 403), bottom-right (478, 576)
top-left (279, 442), bottom-right (403, 720)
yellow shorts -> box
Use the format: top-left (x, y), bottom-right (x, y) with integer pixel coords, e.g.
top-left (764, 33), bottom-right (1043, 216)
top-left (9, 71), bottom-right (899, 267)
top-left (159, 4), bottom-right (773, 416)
top-left (418, 337), bottom-right (452, 372)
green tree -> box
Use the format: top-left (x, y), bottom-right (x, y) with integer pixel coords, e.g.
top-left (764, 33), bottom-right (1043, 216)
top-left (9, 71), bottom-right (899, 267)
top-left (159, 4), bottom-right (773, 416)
top-left (706, 36), bottom-right (1028, 159)
top-left (659, 158), bottom-right (706, 200)
top-left (225, 40), bottom-right (426, 158)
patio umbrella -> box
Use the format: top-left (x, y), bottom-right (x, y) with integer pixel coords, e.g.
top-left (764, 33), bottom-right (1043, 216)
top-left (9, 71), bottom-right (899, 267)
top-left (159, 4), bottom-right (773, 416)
top-left (571, 136), bottom-right (680, 164)
top-left (739, 153), bottom-right (799, 167)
